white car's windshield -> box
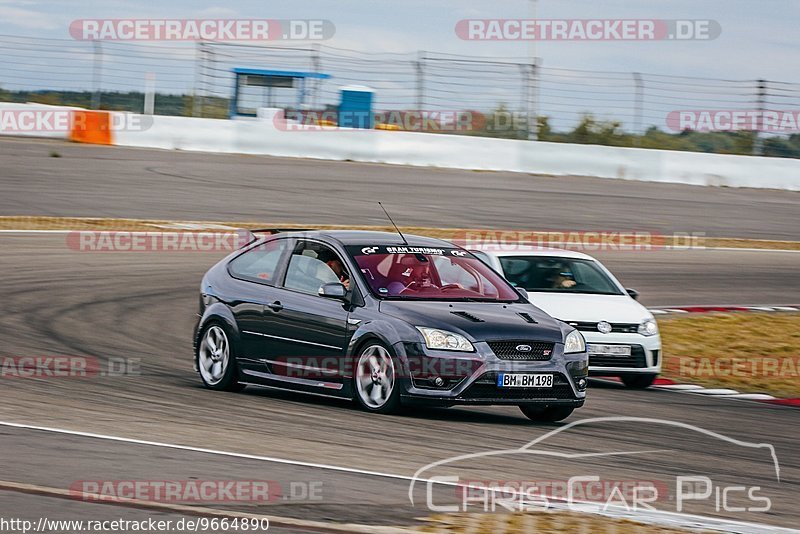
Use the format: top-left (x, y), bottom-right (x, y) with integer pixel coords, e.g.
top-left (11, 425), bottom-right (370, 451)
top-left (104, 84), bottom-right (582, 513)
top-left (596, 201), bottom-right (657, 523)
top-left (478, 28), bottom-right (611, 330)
top-left (499, 256), bottom-right (623, 295)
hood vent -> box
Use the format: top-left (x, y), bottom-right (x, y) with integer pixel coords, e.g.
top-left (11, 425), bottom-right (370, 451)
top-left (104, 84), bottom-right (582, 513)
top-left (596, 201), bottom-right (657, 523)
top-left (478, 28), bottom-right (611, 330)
top-left (451, 311), bottom-right (484, 323)
top-left (517, 312), bottom-right (538, 324)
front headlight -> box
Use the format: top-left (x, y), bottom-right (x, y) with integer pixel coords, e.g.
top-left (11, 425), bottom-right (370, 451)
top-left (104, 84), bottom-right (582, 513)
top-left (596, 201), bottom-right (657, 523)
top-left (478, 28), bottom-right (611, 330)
top-left (638, 319), bottom-right (659, 337)
top-left (416, 327), bottom-right (474, 352)
top-left (564, 329), bottom-right (586, 354)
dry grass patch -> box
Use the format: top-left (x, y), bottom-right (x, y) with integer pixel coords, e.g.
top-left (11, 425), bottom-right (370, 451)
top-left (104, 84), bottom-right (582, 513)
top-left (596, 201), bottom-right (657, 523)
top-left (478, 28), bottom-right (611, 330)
top-left (659, 313), bottom-right (800, 398)
top-left (421, 511), bottom-right (691, 533)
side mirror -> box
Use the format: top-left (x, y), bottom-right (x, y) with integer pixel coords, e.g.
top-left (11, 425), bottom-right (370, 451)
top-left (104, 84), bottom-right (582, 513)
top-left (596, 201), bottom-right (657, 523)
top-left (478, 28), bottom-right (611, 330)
top-left (626, 288), bottom-right (639, 300)
top-left (515, 287), bottom-right (529, 300)
top-left (319, 282), bottom-right (348, 300)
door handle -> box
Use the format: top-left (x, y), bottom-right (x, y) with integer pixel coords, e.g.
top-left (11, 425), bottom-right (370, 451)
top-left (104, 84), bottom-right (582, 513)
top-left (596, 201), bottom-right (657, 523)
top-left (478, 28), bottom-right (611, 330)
top-left (266, 301), bottom-right (284, 312)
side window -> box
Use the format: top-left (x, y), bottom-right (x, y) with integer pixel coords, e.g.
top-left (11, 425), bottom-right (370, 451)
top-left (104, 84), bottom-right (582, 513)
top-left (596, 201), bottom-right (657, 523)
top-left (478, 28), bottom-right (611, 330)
top-left (283, 241), bottom-right (349, 295)
top-left (228, 239), bottom-right (289, 285)
top-left (471, 250), bottom-right (491, 265)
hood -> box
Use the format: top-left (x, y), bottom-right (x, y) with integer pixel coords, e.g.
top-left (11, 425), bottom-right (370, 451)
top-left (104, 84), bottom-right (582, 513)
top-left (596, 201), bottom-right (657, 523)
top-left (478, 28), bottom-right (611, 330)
top-left (378, 300), bottom-right (564, 343)
top-left (526, 293), bottom-right (652, 323)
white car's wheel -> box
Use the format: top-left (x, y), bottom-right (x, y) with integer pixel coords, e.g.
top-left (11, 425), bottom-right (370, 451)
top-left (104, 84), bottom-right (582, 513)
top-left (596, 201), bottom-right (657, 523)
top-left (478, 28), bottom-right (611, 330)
top-left (621, 373), bottom-right (657, 389)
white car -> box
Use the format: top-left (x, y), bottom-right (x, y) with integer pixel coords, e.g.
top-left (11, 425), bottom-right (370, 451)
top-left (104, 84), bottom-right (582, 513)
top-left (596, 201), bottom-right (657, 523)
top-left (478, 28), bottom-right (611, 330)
top-left (471, 247), bottom-right (661, 388)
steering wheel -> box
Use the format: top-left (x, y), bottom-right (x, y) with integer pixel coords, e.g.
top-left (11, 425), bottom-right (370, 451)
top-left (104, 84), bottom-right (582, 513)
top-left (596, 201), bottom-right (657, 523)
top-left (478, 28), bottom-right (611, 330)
top-left (439, 283), bottom-right (463, 291)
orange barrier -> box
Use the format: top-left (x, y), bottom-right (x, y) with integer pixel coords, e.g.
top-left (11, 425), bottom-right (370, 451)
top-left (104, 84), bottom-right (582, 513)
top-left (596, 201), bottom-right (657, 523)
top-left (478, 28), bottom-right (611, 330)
top-left (70, 111), bottom-right (113, 145)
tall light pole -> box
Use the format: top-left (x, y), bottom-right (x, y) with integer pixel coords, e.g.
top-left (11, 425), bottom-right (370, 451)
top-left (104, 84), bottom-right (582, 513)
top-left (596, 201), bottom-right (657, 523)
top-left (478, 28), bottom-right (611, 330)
top-left (527, 0), bottom-right (539, 140)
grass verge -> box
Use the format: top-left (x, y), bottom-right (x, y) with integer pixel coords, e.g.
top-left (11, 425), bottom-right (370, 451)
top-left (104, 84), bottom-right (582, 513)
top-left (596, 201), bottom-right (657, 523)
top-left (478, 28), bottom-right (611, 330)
top-left (422, 511), bottom-right (690, 533)
top-left (659, 313), bottom-right (800, 398)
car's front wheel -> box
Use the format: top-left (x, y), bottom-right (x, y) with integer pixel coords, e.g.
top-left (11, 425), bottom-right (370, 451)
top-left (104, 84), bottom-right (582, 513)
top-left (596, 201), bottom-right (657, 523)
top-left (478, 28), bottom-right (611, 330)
top-left (353, 342), bottom-right (401, 414)
top-left (621, 373), bottom-right (657, 389)
top-left (197, 323), bottom-right (245, 392)
top-left (519, 405), bottom-right (574, 422)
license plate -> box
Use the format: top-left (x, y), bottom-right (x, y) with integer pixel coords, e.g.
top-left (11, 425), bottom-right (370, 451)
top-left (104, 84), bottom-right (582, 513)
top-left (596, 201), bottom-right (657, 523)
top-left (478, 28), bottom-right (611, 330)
top-left (497, 373), bottom-right (553, 388)
top-left (587, 344), bottom-right (632, 356)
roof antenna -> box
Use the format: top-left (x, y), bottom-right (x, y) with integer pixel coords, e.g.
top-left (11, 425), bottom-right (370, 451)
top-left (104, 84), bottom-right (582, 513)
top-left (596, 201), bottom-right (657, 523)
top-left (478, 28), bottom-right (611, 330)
top-left (378, 202), bottom-right (409, 245)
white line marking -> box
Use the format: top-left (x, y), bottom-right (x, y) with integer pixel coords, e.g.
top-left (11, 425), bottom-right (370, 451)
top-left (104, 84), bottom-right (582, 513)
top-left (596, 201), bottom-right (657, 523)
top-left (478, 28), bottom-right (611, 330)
top-left (0, 230), bottom-right (76, 233)
top-left (727, 394), bottom-right (777, 401)
top-left (695, 246), bottom-right (800, 254)
top-left (0, 420), bottom-right (416, 483)
top-left (690, 388), bottom-right (742, 395)
top-left (653, 384), bottom-right (706, 391)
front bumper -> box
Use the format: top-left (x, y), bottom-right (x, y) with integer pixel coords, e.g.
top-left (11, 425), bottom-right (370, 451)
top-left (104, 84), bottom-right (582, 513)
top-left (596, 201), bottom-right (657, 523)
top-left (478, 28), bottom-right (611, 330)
top-left (395, 340), bottom-right (587, 407)
top-left (582, 332), bottom-right (662, 375)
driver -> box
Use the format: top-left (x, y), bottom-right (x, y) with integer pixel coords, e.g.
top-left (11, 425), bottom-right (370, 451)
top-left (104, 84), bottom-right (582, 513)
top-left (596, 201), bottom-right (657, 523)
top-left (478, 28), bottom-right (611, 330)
top-left (407, 263), bottom-right (436, 290)
top-left (387, 256), bottom-right (437, 294)
top-left (326, 258), bottom-right (350, 290)
top-left (547, 267), bottom-right (576, 289)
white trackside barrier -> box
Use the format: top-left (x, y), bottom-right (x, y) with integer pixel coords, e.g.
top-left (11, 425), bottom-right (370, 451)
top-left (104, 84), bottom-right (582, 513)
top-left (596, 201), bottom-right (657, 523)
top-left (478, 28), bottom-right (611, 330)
top-left (112, 112), bottom-right (800, 191)
top-left (3, 103), bottom-right (799, 191)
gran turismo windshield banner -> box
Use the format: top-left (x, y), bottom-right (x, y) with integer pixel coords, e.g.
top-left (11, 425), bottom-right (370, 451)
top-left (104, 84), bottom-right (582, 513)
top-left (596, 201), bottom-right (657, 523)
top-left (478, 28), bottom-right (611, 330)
top-left (348, 245), bottom-right (470, 257)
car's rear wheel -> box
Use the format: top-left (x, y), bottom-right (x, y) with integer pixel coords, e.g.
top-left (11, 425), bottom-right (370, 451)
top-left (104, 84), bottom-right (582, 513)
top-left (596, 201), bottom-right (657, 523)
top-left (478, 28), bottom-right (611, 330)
top-left (519, 405), bottom-right (574, 422)
top-left (353, 343), bottom-right (401, 414)
top-left (197, 323), bottom-right (245, 392)
top-left (621, 373), bottom-right (657, 389)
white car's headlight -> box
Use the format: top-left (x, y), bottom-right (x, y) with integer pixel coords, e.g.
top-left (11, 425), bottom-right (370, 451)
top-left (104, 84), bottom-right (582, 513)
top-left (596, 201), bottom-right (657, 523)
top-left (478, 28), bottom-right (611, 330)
top-left (638, 319), bottom-right (659, 337)
top-left (416, 327), bottom-right (474, 352)
top-left (564, 330), bottom-right (586, 354)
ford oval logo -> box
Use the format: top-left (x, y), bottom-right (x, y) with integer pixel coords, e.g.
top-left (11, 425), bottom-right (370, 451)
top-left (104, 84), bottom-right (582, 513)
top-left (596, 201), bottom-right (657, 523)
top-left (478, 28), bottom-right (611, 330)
top-left (515, 344), bottom-right (532, 352)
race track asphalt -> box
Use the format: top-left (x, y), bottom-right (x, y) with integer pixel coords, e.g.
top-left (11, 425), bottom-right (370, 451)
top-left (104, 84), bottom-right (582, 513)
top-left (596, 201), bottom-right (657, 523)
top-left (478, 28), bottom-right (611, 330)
top-left (0, 235), bottom-right (797, 530)
top-left (1, 137), bottom-right (798, 240)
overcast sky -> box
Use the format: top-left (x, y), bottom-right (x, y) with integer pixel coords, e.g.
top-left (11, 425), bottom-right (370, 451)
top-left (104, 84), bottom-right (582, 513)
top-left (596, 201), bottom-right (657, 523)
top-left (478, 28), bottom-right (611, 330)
top-left (0, 0), bottom-right (797, 81)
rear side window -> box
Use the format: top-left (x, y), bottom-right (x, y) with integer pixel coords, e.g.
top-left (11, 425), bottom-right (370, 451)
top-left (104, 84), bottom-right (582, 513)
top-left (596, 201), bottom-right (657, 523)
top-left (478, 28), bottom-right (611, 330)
top-left (228, 239), bottom-right (289, 285)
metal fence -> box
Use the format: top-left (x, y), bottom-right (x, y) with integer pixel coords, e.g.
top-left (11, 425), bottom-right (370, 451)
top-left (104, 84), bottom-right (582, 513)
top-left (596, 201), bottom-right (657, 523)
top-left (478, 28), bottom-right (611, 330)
top-left (2, 34), bottom-right (800, 154)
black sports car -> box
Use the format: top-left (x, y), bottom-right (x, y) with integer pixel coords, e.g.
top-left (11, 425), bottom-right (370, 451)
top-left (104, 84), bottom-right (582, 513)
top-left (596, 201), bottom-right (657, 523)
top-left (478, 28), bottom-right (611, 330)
top-left (193, 230), bottom-right (588, 421)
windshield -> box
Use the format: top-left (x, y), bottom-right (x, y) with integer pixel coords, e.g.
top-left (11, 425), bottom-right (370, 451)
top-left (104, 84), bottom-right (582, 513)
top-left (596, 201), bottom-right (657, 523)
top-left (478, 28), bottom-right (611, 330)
top-left (499, 256), bottom-right (623, 295)
top-left (348, 245), bottom-right (521, 301)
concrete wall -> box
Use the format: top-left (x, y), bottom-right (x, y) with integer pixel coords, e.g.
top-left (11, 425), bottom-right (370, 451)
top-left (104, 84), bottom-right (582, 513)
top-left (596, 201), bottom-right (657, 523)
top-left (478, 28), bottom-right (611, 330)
top-left (3, 104), bottom-right (798, 191)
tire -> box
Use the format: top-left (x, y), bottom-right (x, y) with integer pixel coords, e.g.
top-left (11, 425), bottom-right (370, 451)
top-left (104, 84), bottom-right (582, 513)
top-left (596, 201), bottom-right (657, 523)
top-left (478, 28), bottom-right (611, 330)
top-left (196, 322), bottom-right (246, 392)
top-left (621, 373), bottom-right (657, 389)
top-left (353, 342), bottom-right (401, 414)
top-left (519, 405), bottom-right (574, 423)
